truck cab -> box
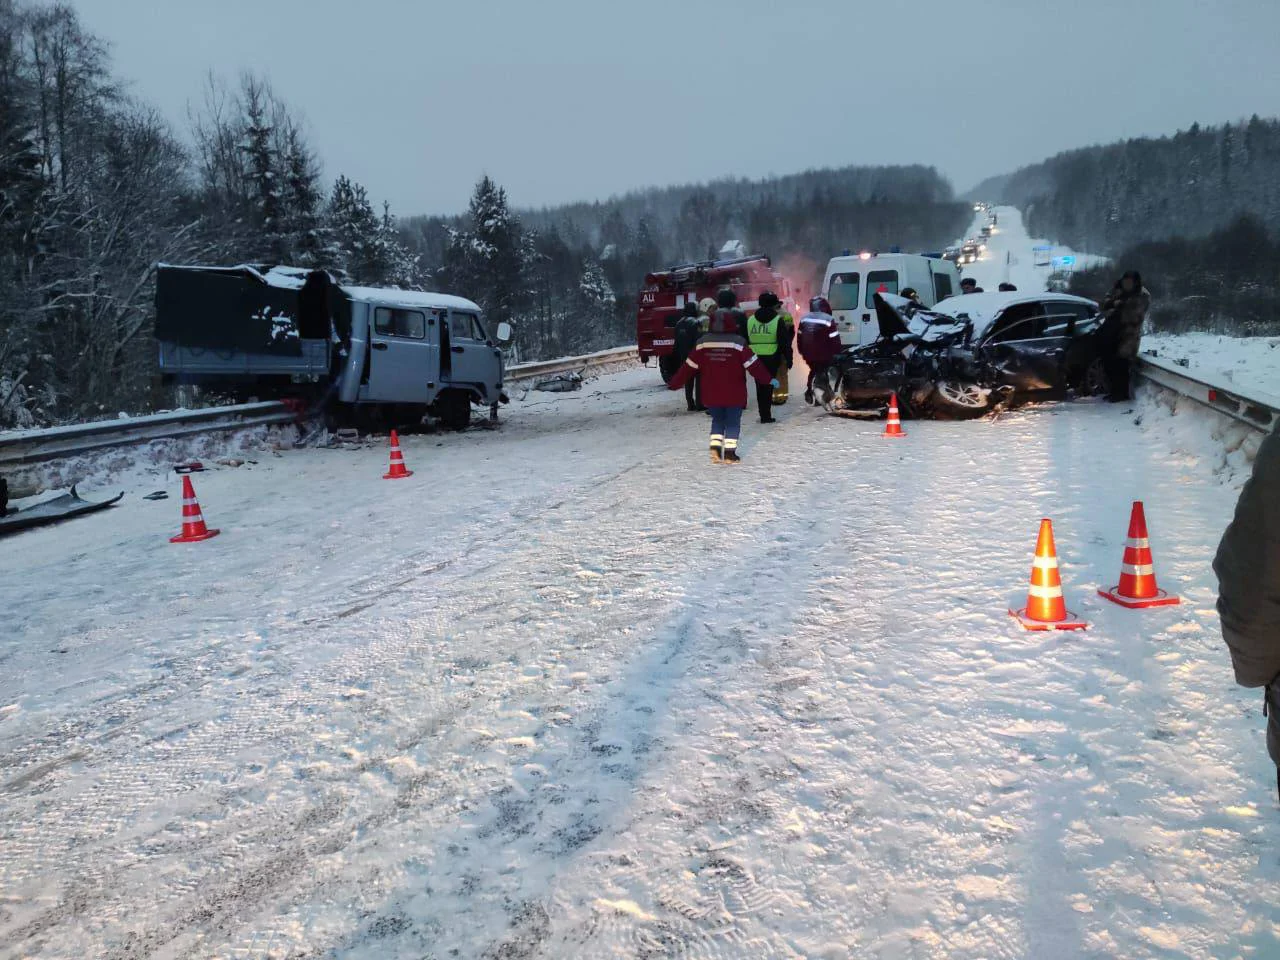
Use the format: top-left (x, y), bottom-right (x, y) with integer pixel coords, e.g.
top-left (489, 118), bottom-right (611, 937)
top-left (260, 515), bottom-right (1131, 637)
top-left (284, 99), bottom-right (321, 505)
top-left (156, 265), bottom-right (509, 429)
top-left (636, 254), bottom-right (791, 381)
top-left (821, 253), bottom-right (961, 348)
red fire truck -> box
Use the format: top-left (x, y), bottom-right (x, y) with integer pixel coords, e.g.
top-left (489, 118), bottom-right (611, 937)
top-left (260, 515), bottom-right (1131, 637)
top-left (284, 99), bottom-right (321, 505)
top-left (636, 254), bottom-right (794, 381)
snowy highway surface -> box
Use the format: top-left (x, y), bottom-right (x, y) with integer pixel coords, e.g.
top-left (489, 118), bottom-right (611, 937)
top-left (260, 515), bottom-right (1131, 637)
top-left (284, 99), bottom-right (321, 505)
top-left (2, 349), bottom-right (1278, 959)
top-left (2, 205), bottom-right (1278, 958)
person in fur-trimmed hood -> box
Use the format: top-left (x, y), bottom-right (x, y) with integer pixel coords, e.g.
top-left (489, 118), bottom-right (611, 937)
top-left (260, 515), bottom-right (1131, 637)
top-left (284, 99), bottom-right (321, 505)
top-left (1098, 270), bottom-right (1151, 402)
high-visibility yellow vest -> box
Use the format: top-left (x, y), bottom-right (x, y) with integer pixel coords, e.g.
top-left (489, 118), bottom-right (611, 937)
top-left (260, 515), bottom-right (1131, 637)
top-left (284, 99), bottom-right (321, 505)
top-left (747, 314), bottom-right (779, 356)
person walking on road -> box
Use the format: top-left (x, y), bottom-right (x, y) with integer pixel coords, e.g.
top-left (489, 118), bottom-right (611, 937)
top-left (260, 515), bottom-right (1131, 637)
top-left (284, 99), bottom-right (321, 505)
top-left (797, 295), bottom-right (842, 405)
top-left (1098, 270), bottom-right (1150, 403)
top-left (673, 301), bottom-right (705, 411)
top-left (1214, 428), bottom-right (1280, 799)
top-left (667, 309), bottom-right (777, 463)
top-left (747, 290), bottom-right (788, 423)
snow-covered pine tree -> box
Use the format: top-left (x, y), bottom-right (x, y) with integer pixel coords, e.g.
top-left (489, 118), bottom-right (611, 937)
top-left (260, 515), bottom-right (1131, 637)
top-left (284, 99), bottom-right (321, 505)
top-left (239, 76), bottom-right (283, 262)
top-left (326, 173), bottom-right (381, 282)
top-left (439, 175), bottom-right (530, 336)
top-left (282, 123), bottom-right (323, 267)
top-left (378, 201), bottom-right (421, 288)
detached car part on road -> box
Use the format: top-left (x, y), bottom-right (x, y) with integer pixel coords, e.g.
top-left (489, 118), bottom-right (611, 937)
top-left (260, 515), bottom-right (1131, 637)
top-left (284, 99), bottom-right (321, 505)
top-left (813, 291), bottom-right (1107, 420)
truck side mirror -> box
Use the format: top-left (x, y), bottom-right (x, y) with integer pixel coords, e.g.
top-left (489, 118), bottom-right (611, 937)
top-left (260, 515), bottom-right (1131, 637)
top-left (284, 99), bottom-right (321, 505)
top-left (495, 321), bottom-right (512, 343)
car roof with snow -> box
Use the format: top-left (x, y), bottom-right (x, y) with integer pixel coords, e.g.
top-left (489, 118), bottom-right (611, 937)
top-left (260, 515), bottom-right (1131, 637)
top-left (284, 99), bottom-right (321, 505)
top-left (932, 291), bottom-right (1099, 338)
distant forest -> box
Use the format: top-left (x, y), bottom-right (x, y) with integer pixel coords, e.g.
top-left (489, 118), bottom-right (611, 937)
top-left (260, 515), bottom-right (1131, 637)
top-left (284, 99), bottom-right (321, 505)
top-left (975, 116), bottom-right (1280, 336)
top-left (402, 167), bottom-right (970, 362)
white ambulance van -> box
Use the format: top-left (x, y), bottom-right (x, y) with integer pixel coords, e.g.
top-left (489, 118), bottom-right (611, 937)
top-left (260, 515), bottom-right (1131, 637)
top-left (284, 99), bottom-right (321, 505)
top-left (822, 252), bottom-right (962, 347)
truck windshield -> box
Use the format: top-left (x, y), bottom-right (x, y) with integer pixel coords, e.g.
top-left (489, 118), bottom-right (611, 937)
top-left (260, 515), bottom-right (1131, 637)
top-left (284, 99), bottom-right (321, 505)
top-left (827, 273), bottom-right (860, 311)
top-left (864, 270), bottom-right (899, 308)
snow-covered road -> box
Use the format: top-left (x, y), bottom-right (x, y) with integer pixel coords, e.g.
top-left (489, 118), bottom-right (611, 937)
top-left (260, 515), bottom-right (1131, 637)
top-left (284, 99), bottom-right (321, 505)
top-left (957, 206), bottom-right (1108, 296)
top-left (2, 364), bottom-right (1277, 959)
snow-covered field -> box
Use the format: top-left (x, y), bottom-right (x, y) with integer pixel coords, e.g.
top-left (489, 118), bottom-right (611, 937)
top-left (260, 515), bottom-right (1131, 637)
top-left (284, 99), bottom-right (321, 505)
top-left (1144, 332), bottom-right (1280, 401)
top-left (2, 353), bottom-right (1279, 958)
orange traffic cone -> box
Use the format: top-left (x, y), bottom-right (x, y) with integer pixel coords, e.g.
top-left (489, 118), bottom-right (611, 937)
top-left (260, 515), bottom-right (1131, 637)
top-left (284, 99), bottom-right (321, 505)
top-left (1009, 518), bottom-right (1087, 630)
top-left (382, 429), bottom-right (413, 479)
top-left (883, 393), bottom-right (906, 438)
top-left (170, 475), bottom-right (220, 543)
top-left (1099, 501), bottom-right (1179, 608)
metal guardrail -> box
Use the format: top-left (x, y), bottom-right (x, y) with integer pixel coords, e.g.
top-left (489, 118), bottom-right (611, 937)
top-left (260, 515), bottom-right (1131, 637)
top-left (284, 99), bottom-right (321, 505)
top-left (505, 345), bottom-right (637, 383)
top-left (0, 348), bottom-right (1266, 471)
top-left (0, 402), bottom-right (298, 469)
top-left (0, 346), bottom-right (641, 469)
top-left (1135, 354), bottom-right (1278, 433)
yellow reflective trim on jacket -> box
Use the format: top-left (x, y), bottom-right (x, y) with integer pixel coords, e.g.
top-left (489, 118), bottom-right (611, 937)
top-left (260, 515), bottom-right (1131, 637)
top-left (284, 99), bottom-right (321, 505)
top-left (747, 314), bottom-right (779, 356)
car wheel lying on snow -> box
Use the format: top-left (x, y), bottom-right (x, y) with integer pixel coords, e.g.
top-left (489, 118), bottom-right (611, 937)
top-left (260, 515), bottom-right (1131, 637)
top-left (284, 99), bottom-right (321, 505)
top-left (928, 380), bottom-right (992, 419)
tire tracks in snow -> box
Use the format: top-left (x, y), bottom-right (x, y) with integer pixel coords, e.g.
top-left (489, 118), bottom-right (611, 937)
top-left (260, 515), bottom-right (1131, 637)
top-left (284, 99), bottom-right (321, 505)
top-left (0, 445), bottom-right (667, 956)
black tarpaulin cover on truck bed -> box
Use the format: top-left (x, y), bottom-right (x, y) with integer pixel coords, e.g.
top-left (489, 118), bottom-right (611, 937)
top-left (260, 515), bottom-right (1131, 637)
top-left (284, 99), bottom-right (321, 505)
top-left (154, 265), bottom-right (344, 354)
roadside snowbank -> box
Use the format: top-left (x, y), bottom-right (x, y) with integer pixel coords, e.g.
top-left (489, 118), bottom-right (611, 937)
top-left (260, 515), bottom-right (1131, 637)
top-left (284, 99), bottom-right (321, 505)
top-left (1144, 332), bottom-right (1280, 400)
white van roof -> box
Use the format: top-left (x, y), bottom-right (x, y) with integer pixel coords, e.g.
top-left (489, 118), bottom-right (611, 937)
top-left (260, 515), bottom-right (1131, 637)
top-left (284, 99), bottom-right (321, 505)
top-left (826, 252), bottom-right (939, 270)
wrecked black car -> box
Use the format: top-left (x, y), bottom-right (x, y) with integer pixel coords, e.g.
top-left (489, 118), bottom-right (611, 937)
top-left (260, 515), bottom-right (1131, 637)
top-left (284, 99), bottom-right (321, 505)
top-left (814, 291), bottom-right (1107, 419)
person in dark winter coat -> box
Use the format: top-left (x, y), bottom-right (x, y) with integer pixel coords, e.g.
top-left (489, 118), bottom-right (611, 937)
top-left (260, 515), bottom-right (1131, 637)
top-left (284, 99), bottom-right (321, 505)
top-left (797, 295), bottom-right (842, 404)
top-left (667, 310), bottom-right (777, 463)
top-left (672, 301), bottom-right (705, 411)
top-left (1098, 270), bottom-right (1151, 402)
top-left (960, 277), bottom-right (983, 294)
top-left (1214, 430), bottom-right (1280, 797)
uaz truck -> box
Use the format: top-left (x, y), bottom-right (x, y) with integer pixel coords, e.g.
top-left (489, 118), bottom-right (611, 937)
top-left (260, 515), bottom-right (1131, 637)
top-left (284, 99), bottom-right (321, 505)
top-left (155, 264), bottom-right (509, 430)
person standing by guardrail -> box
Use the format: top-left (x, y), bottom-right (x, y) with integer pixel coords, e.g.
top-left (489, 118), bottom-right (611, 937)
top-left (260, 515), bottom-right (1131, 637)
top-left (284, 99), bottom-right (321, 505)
top-left (1215, 429), bottom-right (1280, 801)
top-left (667, 309), bottom-right (777, 464)
top-left (1098, 270), bottom-right (1150, 402)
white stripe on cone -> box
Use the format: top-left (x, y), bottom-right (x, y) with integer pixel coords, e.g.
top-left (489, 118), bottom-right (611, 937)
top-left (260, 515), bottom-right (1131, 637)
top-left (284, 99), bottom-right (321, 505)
top-left (1031, 556), bottom-right (1059, 569)
top-left (1027, 583), bottom-right (1064, 599)
top-left (1122, 563), bottom-right (1155, 576)
top-left (1125, 537), bottom-right (1151, 549)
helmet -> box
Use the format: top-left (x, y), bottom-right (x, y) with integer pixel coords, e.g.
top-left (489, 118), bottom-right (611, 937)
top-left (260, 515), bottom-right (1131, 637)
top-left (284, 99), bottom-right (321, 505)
top-left (716, 288), bottom-right (738, 308)
top-left (698, 297), bottom-right (717, 316)
top-left (809, 295), bottom-right (831, 314)
top-left (758, 290), bottom-right (780, 309)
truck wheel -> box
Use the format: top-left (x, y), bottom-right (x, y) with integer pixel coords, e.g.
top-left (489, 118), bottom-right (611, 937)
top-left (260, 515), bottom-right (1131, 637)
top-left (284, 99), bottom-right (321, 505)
top-left (658, 355), bottom-right (680, 384)
top-left (438, 390), bottom-right (473, 431)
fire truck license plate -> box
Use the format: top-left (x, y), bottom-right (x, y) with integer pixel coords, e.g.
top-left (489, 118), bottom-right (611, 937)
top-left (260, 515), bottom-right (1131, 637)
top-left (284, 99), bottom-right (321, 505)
top-left (653, 339), bottom-right (674, 347)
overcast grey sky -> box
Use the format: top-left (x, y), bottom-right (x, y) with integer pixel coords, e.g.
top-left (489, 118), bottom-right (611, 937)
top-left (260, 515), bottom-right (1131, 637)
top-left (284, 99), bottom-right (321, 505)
top-left (76, 0), bottom-right (1280, 217)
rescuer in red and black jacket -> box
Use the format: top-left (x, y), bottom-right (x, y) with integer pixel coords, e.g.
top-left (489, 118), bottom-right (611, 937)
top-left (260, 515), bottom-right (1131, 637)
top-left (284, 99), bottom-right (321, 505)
top-left (797, 295), bottom-right (842, 405)
top-left (668, 309), bottom-right (776, 464)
